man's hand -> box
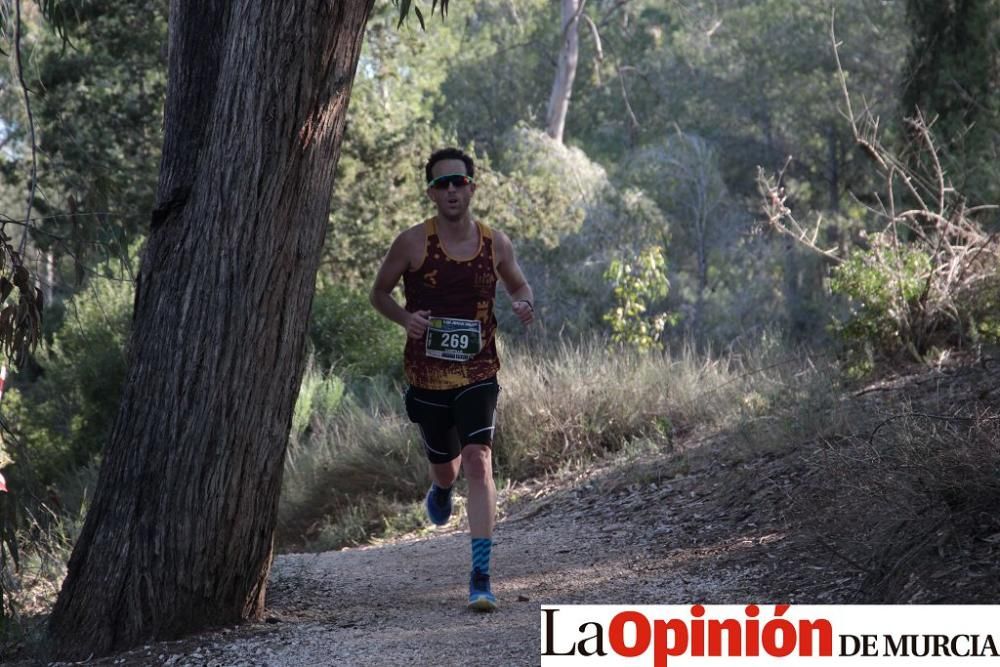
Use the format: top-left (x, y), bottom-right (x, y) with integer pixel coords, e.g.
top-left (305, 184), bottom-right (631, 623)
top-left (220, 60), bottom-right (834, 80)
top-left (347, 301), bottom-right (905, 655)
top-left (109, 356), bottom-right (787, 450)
top-left (512, 300), bottom-right (534, 326)
top-left (407, 309), bottom-right (432, 339)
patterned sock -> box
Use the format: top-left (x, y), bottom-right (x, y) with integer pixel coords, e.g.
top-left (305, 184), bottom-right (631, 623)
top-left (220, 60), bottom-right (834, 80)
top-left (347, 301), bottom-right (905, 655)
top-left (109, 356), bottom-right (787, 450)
top-left (471, 537), bottom-right (492, 576)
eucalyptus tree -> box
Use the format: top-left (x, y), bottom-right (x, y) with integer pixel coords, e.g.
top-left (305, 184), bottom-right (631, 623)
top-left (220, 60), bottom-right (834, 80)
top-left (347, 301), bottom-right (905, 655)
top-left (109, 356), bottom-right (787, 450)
top-left (546, 0), bottom-right (583, 143)
top-left (43, 0), bottom-right (442, 658)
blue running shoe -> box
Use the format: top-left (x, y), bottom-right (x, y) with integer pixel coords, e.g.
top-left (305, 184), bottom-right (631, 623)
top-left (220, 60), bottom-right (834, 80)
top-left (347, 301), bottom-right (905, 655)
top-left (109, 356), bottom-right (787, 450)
top-left (425, 484), bottom-right (452, 526)
top-left (468, 568), bottom-right (497, 611)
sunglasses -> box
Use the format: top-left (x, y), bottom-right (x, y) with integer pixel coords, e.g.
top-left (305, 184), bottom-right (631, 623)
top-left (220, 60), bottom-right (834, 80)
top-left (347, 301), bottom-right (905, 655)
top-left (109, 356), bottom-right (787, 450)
top-left (428, 173), bottom-right (474, 190)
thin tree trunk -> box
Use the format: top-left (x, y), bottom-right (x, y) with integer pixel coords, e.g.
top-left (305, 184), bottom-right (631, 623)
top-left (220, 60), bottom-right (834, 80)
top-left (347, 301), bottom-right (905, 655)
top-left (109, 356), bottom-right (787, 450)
top-left (828, 123), bottom-right (839, 212)
top-left (694, 214), bottom-right (708, 337)
top-left (43, 250), bottom-right (54, 305)
top-left (68, 194), bottom-right (85, 286)
top-left (48, 0), bottom-right (375, 658)
top-left (546, 0), bottom-right (583, 144)
top-left (784, 240), bottom-right (804, 338)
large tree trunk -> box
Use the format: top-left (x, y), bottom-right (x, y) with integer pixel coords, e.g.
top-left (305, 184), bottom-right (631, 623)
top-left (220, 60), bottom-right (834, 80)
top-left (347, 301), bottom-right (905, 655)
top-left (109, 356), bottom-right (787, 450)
top-left (546, 0), bottom-right (582, 144)
top-left (47, 0), bottom-right (375, 658)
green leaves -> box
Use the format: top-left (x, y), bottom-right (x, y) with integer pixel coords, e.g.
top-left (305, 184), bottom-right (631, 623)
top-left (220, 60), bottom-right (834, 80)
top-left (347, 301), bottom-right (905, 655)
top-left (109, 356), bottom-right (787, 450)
top-left (308, 284), bottom-right (404, 378)
top-left (603, 245), bottom-right (677, 351)
top-left (37, 0), bottom-right (75, 42)
top-left (394, 0), bottom-right (449, 29)
top-left (0, 240), bottom-right (43, 369)
top-left (1, 247), bottom-right (135, 486)
top-left (12, 0), bottom-right (168, 271)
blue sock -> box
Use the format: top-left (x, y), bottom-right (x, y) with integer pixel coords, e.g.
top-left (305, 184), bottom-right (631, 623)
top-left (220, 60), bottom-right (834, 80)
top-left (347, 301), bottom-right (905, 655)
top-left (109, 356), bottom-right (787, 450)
top-left (432, 483), bottom-right (452, 497)
top-left (471, 537), bottom-right (492, 575)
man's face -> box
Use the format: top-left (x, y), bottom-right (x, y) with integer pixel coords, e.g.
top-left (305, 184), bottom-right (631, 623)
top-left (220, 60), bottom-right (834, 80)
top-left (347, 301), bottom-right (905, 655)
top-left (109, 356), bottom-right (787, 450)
top-left (426, 158), bottom-right (476, 222)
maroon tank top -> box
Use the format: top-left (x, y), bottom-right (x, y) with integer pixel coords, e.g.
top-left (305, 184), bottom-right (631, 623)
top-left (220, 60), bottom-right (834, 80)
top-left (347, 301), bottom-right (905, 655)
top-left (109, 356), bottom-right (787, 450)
top-left (403, 218), bottom-right (500, 389)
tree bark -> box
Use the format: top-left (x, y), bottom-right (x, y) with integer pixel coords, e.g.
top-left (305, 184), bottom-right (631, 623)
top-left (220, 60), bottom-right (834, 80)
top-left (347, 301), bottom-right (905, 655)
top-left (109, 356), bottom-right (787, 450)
top-left (47, 0), bottom-right (375, 657)
top-left (546, 0), bottom-right (583, 144)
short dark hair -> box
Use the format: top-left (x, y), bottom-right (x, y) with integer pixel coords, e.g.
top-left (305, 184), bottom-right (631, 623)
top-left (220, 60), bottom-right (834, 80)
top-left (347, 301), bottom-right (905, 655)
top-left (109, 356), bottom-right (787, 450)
top-left (425, 147), bottom-right (475, 184)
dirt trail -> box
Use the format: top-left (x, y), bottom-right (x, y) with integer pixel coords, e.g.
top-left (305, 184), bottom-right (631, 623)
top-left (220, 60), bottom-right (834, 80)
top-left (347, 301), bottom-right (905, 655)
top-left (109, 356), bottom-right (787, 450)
top-left (39, 438), bottom-right (823, 667)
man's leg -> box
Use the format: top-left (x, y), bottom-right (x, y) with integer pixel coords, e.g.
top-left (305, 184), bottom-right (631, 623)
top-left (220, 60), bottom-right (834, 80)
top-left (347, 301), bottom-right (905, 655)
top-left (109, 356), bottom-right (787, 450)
top-left (412, 408), bottom-right (460, 526)
top-left (453, 379), bottom-right (499, 538)
top-left (451, 377), bottom-right (500, 610)
top-left (429, 454), bottom-right (461, 490)
top-left (461, 444), bottom-right (495, 538)
top-left (463, 444), bottom-right (497, 610)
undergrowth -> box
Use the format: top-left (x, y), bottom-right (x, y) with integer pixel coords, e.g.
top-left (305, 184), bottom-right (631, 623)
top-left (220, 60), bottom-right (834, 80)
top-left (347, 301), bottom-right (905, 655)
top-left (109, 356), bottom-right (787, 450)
top-left (277, 334), bottom-right (828, 551)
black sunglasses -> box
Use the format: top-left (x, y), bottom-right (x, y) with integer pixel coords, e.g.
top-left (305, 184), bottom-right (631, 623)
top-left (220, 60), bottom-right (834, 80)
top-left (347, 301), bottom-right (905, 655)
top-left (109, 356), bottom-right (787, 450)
top-left (428, 173), bottom-right (474, 190)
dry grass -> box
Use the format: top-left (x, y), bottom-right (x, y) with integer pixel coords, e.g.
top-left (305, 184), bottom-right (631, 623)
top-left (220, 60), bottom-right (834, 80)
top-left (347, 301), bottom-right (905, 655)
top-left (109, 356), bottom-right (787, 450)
top-left (1, 504), bottom-right (81, 655)
top-left (719, 355), bottom-right (1000, 603)
top-left (276, 334), bottom-right (831, 550)
top-left (277, 379), bottom-right (427, 549)
top-left (795, 403), bottom-right (1000, 602)
top-left (495, 335), bottom-right (821, 472)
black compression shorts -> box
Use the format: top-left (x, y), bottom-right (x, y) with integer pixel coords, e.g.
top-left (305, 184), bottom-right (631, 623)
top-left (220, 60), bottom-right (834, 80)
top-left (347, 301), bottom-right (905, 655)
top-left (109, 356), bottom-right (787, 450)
top-left (403, 376), bottom-right (500, 464)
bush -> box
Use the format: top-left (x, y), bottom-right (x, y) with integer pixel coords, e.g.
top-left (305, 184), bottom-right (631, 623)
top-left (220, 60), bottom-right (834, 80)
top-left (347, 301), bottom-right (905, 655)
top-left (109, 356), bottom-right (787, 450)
top-left (290, 359), bottom-right (345, 445)
top-left (825, 229), bottom-right (1000, 361)
top-left (308, 284), bottom-right (405, 378)
top-left (603, 245), bottom-right (677, 350)
top-left (5, 261), bottom-right (133, 487)
top-left (761, 84), bottom-right (1000, 364)
top-left (829, 245), bottom-right (933, 352)
top-left (968, 277), bottom-right (1000, 344)
top-left (488, 127), bottom-right (675, 337)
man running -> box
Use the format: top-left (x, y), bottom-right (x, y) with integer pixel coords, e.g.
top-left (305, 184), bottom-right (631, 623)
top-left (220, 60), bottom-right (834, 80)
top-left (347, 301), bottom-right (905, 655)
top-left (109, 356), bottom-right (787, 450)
top-left (370, 147), bottom-right (534, 611)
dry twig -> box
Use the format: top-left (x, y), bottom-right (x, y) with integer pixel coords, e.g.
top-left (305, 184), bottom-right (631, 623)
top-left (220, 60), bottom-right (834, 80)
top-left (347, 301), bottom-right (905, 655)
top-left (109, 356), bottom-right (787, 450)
top-left (756, 12), bottom-right (1000, 358)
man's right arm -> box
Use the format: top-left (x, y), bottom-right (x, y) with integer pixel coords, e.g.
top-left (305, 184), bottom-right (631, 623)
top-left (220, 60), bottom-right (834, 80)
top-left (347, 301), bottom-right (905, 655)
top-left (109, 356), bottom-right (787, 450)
top-left (370, 231), bottom-right (431, 339)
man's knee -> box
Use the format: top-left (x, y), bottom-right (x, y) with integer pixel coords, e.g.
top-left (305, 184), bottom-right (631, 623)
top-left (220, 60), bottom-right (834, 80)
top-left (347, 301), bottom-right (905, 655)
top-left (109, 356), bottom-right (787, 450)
top-left (461, 445), bottom-right (492, 482)
top-left (431, 458), bottom-right (460, 486)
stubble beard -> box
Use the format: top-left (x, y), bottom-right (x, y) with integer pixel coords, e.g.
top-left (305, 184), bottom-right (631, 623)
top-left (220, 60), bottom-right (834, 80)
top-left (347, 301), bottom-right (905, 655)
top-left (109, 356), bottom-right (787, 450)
top-left (438, 202), bottom-right (471, 225)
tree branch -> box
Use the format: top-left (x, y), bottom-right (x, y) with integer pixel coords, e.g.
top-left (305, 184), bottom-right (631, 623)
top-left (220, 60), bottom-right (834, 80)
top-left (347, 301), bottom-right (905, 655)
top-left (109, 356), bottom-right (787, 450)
top-left (617, 64), bottom-right (639, 140)
top-left (12, 0), bottom-right (38, 254)
top-left (582, 13), bottom-right (603, 61)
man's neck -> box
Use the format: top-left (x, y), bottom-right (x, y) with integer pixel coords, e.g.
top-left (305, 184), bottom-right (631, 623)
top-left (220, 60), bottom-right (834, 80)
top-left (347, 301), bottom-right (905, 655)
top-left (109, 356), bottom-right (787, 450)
top-left (436, 214), bottom-right (476, 239)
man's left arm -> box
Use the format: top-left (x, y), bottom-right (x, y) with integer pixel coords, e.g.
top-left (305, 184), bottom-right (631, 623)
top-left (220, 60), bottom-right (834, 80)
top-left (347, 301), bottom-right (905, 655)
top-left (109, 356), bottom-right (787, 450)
top-left (494, 230), bottom-right (534, 326)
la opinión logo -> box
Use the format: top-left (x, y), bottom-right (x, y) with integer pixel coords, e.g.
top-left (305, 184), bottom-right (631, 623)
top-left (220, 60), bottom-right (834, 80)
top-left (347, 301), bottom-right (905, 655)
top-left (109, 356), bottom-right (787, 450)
top-left (540, 604), bottom-right (1000, 665)
top-left (543, 604), bottom-right (832, 664)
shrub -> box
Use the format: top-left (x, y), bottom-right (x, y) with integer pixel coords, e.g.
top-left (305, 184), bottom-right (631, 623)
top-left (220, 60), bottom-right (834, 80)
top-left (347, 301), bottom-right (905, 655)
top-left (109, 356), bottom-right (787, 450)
top-left (829, 244), bottom-right (932, 353)
top-left (488, 127), bottom-right (677, 337)
top-left (603, 245), bottom-right (677, 351)
top-left (4, 260), bottom-right (133, 487)
top-left (290, 359), bottom-right (345, 445)
top-left (308, 284), bottom-right (405, 378)
top-left (761, 61), bottom-right (1000, 363)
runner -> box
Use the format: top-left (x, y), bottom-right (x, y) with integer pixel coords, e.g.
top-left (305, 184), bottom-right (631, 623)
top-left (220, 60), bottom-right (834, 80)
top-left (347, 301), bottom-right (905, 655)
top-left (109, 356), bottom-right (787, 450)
top-left (370, 147), bottom-right (534, 611)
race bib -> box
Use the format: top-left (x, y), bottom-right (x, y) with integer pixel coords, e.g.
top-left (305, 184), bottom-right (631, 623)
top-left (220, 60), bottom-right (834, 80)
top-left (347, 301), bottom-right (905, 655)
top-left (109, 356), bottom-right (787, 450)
top-left (425, 317), bottom-right (482, 362)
